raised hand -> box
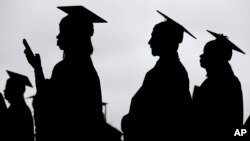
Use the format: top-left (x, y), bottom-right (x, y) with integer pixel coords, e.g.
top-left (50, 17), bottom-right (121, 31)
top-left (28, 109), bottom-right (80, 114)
top-left (23, 39), bottom-right (42, 70)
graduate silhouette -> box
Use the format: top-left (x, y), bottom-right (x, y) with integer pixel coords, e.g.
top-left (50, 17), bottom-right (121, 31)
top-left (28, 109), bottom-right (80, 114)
top-left (121, 10), bottom-right (196, 141)
top-left (0, 71), bottom-right (34, 141)
top-left (24, 5), bottom-right (121, 141)
top-left (193, 30), bottom-right (244, 138)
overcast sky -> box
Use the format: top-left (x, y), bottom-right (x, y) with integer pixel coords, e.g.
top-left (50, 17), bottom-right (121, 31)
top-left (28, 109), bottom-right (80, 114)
top-left (0, 0), bottom-right (250, 131)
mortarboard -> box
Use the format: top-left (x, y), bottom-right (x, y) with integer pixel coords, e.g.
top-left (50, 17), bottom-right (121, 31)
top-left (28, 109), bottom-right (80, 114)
top-left (207, 30), bottom-right (245, 54)
top-left (58, 6), bottom-right (107, 23)
top-left (157, 10), bottom-right (196, 39)
top-left (6, 70), bottom-right (32, 87)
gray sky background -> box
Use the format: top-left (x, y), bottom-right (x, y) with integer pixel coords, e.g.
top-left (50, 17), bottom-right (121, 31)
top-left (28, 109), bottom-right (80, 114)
top-left (0, 0), bottom-right (250, 131)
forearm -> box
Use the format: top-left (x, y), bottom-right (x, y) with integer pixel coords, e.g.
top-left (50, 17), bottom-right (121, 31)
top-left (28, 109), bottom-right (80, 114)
top-left (34, 66), bottom-right (45, 91)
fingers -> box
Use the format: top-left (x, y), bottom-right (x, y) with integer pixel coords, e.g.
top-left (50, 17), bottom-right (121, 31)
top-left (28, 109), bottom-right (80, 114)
top-left (24, 49), bottom-right (33, 57)
top-left (34, 54), bottom-right (42, 69)
top-left (35, 54), bottom-right (41, 62)
top-left (24, 49), bottom-right (28, 54)
top-left (35, 53), bottom-right (40, 58)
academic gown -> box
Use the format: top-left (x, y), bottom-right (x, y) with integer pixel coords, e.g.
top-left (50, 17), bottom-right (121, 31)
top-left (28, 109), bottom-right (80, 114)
top-left (122, 53), bottom-right (192, 140)
top-left (193, 64), bottom-right (243, 138)
top-left (33, 56), bottom-right (106, 141)
top-left (5, 102), bottom-right (34, 141)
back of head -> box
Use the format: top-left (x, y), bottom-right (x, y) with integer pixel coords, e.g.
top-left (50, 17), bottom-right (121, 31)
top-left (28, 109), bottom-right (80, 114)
top-left (4, 71), bottom-right (32, 103)
top-left (204, 39), bottom-right (233, 62)
top-left (150, 10), bottom-right (196, 54)
top-left (153, 21), bottom-right (184, 44)
top-left (6, 79), bottom-right (26, 94)
top-left (59, 15), bottom-right (94, 56)
top-left (60, 15), bottom-right (94, 37)
top-left (4, 79), bottom-right (25, 103)
top-left (58, 5), bottom-right (107, 37)
top-left (204, 30), bottom-right (245, 62)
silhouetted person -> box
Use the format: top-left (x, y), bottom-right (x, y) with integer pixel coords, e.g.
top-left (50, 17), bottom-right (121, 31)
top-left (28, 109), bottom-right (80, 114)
top-left (1, 70), bottom-right (34, 141)
top-left (193, 30), bottom-right (244, 138)
top-left (24, 5), bottom-right (121, 141)
top-left (121, 10), bottom-right (196, 140)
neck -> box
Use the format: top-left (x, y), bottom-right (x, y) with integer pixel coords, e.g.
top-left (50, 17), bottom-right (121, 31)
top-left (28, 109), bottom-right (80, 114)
top-left (63, 40), bottom-right (93, 60)
top-left (159, 51), bottom-right (179, 59)
top-left (64, 52), bottom-right (91, 59)
top-left (206, 62), bottom-right (233, 77)
top-left (158, 43), bottom-right (179, 57)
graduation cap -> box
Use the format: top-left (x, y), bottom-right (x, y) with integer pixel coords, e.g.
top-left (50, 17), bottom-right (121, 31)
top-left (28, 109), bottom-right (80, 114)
top-left (6, 70), bottom-right (32, 87)
top-left (157, 10), bottom-right (196, 39)
top-left (207, 30), bottom-right (245, 54)
top-left (58, 6), bottom-right (107, 23)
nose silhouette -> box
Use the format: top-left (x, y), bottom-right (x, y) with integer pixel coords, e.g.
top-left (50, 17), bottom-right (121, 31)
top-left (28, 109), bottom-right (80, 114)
top-left (200, 54), bottom-right (203, 59)
top-left (148, 38), bottom-right (152, 45)
top-left (56, 33), bottom-right (60, 39)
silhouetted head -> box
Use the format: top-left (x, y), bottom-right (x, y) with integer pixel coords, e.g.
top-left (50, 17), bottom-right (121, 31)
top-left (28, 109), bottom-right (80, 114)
top-left (148, 10), bottom-right (196, 56)
top-left (56, 6), bottom-right (107, 56)
top-left (4, 71), bottom-right (32, 104)
top-left (200, 30), bottom-right (245, 69)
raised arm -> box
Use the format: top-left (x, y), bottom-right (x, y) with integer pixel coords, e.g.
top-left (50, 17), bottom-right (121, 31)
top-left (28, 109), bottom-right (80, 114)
top-left (23, 39), bottom-right (45, 90)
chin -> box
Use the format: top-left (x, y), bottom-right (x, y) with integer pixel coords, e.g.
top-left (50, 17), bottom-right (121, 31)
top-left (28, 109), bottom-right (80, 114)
top-left (57, 44), bottom-right (64, 50)
top-left (151, 52), bottom-right (158, 56)
top-left (200, 62), bottom-right (207, 69)
top-left (151, 50), bottom-right (159, 56)
top-left (200, 64), bottom-right (204, 68)
top-left (57, 45), bottom-right (62, 49)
